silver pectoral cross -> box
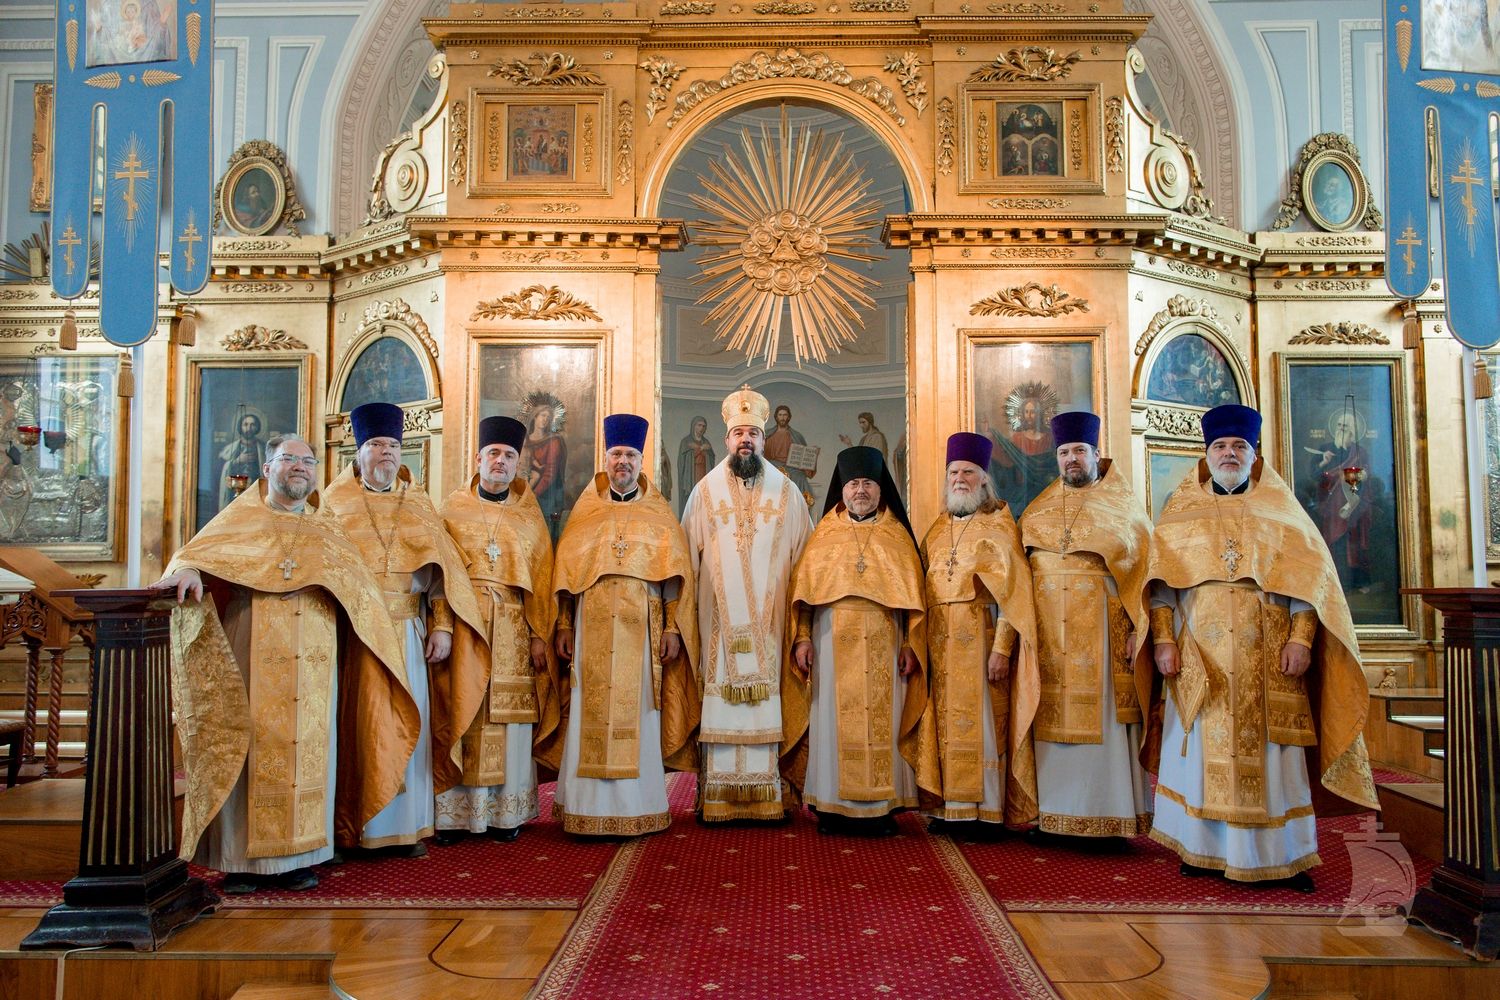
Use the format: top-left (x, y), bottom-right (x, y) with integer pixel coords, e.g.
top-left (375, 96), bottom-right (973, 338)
top-left (486, 540), bottom-right (501, 566)
top-left (1221, 537), bottom-right (1242, 577)
top-left (278, 556), bottom-right (297, 580)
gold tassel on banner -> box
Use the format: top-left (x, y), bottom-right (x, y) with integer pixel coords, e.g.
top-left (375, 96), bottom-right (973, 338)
top-left (175, 306), bottom-right (197, 347)
top-left (58, 310), bottom-right (78, 351)
top-left (117, 350), bottom-right (135, 398)
top-left (1401, 302), bottom-right (1421, 350)
top-left (1475, 356), bottom-right (1493, 400)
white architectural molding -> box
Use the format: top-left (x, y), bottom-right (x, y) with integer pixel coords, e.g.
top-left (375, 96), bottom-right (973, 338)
top-left (1246, 20), bottom-right (1320, 223)
top-left (267, 36), bottom-right (324, 173)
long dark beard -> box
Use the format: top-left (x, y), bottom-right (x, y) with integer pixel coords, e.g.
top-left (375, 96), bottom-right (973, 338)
top-left (728, 451), bottom-right (763, 480)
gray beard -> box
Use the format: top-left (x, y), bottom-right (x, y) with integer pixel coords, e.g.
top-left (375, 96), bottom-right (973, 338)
top-left (362, 463), bottom-right (396, 490)
top-left (1211, 467), bottom-right (1250, 492)
top-left (945, 489), bottom-right (981, 517)
top-left (278, 477), bottom-right (313, 503)
top-left (728, 451), bottom-right (762, 480)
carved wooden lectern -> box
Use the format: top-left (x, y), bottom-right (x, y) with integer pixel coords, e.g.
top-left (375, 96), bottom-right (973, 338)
top-left (21, 590), bottom-right (217, 951)
top-left (1406, 589), bottom-right (1500, 960)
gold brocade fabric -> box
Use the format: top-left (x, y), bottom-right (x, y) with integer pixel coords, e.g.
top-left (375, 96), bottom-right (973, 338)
top-left (1021, 461), bottom-right (1153, 741)
top-left (1169, 582), bottom-right (1314, 823)
top-left (165, 484), bottom-right (403, 860)
top-left (554, 474), bottom-right (700, 772)
top-left (918, 507), bottom-right (1040, 824)
top-left (1142, 459), bottom-right (1378, 813)
top-left (320, 465), bottom-right (485, 845)
top-left (831, 596), bottom-right (900, 800)
top-left (781, 507), bottom-right (940, 804)
top-left (432, 478), bottom-right (561, 791)
top-left (577, 576), bottom-right (657, 779)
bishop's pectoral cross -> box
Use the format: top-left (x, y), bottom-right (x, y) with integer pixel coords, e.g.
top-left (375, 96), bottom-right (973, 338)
top-left (114, 150), bottom-right (149, 222)
top-left (278, 556), bottom-right (297, 580)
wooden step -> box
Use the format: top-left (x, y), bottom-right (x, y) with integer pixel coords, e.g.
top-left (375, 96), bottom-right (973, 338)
top-left (229, 982), bottom-right (334, 1000)
top-left (0, 777), bottom-right (184, 880)
top-left (1258, 954), bottom-right (1500, 998)
top-left (1376, 780), bottom-right (1443, 862)
top-left (1366, 698), bottom-right (1445, 781)
top-left (0, 949), bottom-right (335, 1000)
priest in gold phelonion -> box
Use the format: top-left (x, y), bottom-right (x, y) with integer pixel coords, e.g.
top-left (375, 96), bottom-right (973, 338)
top-left (551, 414), bottom-right (701, 837)
top-left (431, 415), bottom-right (561, 845)
top-left (781, 446), bottom-right (940, 836)
top-left (1144, 404), bottom-right (1378, 892)
top-left (920, 432), bottom-right (1040, 836)
top-left (320, 402), bottom-right (484, 856)
top-left (1020, 412), bottom-right (1154, 845)
top-left (681, 385), bottom-right (812, 824)
top-left (153, 434), bottom-right (404, 894)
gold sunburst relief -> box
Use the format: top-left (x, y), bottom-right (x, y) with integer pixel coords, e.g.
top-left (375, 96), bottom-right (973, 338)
top-left (689, 114), bottom-right (884, 367)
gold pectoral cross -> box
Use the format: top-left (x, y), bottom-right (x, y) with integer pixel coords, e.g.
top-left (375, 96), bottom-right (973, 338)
top-left (1060, 527), bottom-right (1074, 550)
top-left (613, 536), bottom-right (629, 559)
top-left (278, 556), bottom-right (297, 580)
top-left (1221, 537), bottom-right (1242, 577)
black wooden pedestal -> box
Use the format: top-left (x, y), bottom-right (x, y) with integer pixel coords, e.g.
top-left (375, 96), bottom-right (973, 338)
top-left (1406, 588), bottom-right (1500, 960)
top-left (22, 590), bottom-right (218, 951)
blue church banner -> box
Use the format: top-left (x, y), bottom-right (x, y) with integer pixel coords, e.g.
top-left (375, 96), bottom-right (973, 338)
top-left (1385, 1), bottom-right (1500, 349)
top-left (50, 0), bottom-right (214, 347)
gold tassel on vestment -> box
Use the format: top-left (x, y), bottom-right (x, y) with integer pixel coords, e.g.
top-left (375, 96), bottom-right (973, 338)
top-left (704, 780), bottom-right (782, 802)
top-left (722, 680), bottom-right (772, 704)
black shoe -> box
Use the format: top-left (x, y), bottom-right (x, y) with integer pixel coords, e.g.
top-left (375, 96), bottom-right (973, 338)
top-left (490, 825), bottom-right (520, 842)
top-left (434, 830), bottom-right (466, 847)
top-left (326, 850), bottom-right (345, 866)
top-left (927, 818), bottom-right (952, 836)
top-left (1179, 862), bottom-right (1220, 879)
top-left (1248, 871), bottom-right (1316, 894)
top-left (387, 841), bottom-right (428, 859)
top-left (221, 873), bottom-right (260, 895)
top-left (277, 867), bottom-right (319, 892)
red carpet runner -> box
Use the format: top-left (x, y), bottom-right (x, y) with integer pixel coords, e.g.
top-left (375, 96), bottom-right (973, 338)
top-left (960, 781), bottom-right (1437, 915)
top-left (0, 783), bottom-right (617, 909)
top-left (532, 776), bottom-right (1057, 1000)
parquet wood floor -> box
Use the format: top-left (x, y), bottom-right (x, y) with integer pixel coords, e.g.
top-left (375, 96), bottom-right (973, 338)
top-left (2, 904), bottom-right (1484, 999)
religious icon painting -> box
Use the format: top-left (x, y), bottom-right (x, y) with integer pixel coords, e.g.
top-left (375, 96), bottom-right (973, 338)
top-left (963, 333), bottom-right (1099, 516)
top-left (338, 337), bottom-right (431, 413)
top-left (213, 140), bottom-right (305, 237)
top-left (1145, 448), bottom-right (1201, 522)
top-left (186, 356), bottom-right (310, 535)
top-left (86, 0), bottom-right (178, 68)
top-left (1294, 146), bottom-right (1371, 233)
top-left (996, 102), bottom-right (1063, 177)
top-left (1144, 332), bottom-right (1243, 410)
top-left (0, 354), bottom-right (123, 560)
top-left (960, 86), bottom-right (1101, 194)
top-left (1421, 0), bottom-right (1500, 75)
top-left (469, 92), bottom-right (610, 196)
top-left (1277, 354), bottom-right (1413, 633)
top-left (472, 339), bottom-right (605, 544)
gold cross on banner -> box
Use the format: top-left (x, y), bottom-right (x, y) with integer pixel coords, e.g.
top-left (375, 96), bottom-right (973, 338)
top-left (57, 225), bottom-right (82, 277)
top-left (178, 219), bottom-right (202, 272)
top-left (1450, 152), bottom-right (1485, 232)
top-left (1395, 223), bottom-right (1422, 277)
top-left (114, 150), bottom-right (149, 223)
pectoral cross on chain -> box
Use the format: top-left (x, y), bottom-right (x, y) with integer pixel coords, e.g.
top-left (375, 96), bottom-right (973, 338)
top-left (486, 540), bottom-right (501, 566)
top-left (613, 536), bottom-right (630, 559)
top-left (278, 556), bottom-right (297, 580)
top-left (1221, 537), bottom-right (1242, 577)
top-left (1060, 526), bottom-right (1074, 550)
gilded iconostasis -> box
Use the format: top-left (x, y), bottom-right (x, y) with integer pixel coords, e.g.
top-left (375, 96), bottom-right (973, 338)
top-left (0, 2), bottom-right (1474, 693)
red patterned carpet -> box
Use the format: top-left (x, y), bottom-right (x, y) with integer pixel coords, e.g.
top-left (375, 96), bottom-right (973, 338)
top-left (0, 782), bottom-right (618, 909)
top-left (532, 777), bottom-right (1057, 1000)
top-left (960, 808), bottom-right (1437, 915)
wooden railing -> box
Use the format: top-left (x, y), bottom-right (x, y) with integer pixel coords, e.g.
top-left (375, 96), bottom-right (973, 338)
top-left (0, 548), bottom-right (95, 776)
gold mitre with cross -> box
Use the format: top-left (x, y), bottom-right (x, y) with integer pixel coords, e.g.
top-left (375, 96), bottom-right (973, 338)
top-left (722, 384), bottom-right (770, 430)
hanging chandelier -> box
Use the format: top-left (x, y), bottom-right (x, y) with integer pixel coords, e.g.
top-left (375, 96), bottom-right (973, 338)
top-left (690, 113), bottom-right (883, 367)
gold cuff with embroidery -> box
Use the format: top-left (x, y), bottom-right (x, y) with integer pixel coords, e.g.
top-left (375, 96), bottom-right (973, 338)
top-left (429, 597), bottom-right (454, 633)
top-left (1150, 605), bottom-right (1177, 645)
top-left (795, 606), bottom-right (814, 644)
top-left (664, 598), bottom-right (681, 636)
top-left (556, 595), bottom-right (575, 632)
top-left (1288, 609), bottom-right (1318, 648)
top-left (992, 620), bottom-right (1017, 658)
